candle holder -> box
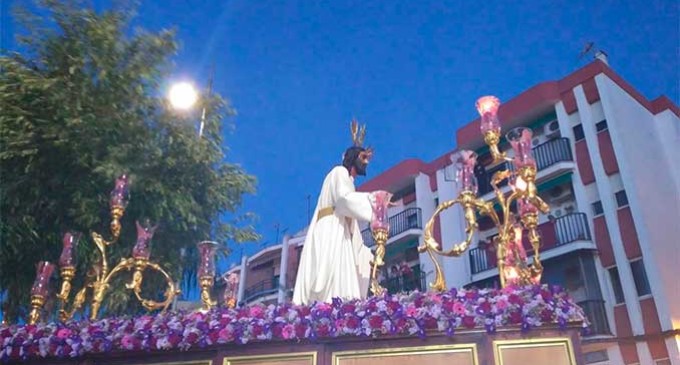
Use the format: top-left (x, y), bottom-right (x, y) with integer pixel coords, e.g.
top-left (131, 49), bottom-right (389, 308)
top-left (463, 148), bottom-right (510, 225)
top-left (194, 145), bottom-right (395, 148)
top-left (197, 241), bottom-right (219, 310)
top-left (28, 261), bottom-right (55, 324)
top-left (419, 97), bottom-right (550, 290)
top-left (25, 174), bottom-right (180, 323)
top-left (368, 191), bottom-right (393, 296)
top-left (223, 272), bottom-right (239, 309)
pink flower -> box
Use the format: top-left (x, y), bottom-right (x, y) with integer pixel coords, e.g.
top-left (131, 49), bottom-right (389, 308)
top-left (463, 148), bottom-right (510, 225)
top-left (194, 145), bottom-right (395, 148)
top-left (496, 298), bottom-right (508, 310)
top-left (56, 328), bottom-right (71, 339)
top-left (282, 324), bottom-right (296, 339)
top-left (453, 302), bottom-right (466, 315)
top-left (249, 306), bottom-right (264, 318)
top-left (218, 327), bottom-right (233, 342)
top-left (121, 334), bottom-right (134, 349)
top-left (405, 305), bottom-right (418, 317)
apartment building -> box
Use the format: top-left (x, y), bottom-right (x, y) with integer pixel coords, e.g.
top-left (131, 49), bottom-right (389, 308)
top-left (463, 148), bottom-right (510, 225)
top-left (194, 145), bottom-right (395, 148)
top-left (225, 58), bottom-right (679, 365)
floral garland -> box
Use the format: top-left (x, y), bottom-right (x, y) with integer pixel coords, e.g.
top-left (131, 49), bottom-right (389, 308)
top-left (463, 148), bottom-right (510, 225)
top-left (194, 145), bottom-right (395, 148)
top-left (0, 284), bottom-right (588, 363)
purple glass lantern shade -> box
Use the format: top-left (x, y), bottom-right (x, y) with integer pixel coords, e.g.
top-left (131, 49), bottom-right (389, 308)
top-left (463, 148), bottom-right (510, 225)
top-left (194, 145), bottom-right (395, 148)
top-left (506, 127), bottom-right (536, 169)
top-left (476, 96), bottom-right (501, 134)
top-left (31, 261), bottom-right (55, 298)
top-left (369, 191), bottom-right (393, 232)
top-left (197, 241), bottom-right (219, 278)
top-left (455, 150), bottom-right (479, 194)
top-left (59, 232), bottom-right (82, 267)
top-left (132, 221), bottom-right (157, 260)
top-left (109, 174), bottom-right (130, 209)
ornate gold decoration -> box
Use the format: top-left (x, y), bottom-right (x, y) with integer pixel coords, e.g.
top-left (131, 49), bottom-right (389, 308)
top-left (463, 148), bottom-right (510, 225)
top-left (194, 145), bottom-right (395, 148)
top-left (332, 343), bottom-right (479, 365)
top-left (199, 276), bottom-right (217, 310)
top-left (28, 175), bottom-right (181, 323)
top-left (27, 295), bottom-right (45, 325)
top-left (369, 228), bottom-right (389, 296)
top-left (350, 118), bottom-right (367, 147)
top-left (418, 97), bottom-right (550, 290)
top-left (483, 130), bottom-right (506, 162)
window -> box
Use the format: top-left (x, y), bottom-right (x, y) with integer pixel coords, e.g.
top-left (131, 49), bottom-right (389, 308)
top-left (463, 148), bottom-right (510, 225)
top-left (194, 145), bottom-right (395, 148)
top-left (608, 267), bottom-right (625, 304)
top-left (615, 190), bottom-right (628, 208)
top-left (630, 259), bottom-right (651, 297)
top-left (656, 359), bottom-right (671, 365)
top-left (573, 124), bottom-right (585, 141)
top-left (584, 350), bottom-right (609, 364)
top-left (592, 201), bottom-right (604, 216)
top-left (596, 120), bottom-right (609, 132)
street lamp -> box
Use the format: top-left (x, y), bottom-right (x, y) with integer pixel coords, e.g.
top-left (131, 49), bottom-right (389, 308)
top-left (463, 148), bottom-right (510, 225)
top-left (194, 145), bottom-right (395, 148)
top-left (168, 82), bottom-right (198, 110)
top-left (168, 81), bottom-right (209, 138)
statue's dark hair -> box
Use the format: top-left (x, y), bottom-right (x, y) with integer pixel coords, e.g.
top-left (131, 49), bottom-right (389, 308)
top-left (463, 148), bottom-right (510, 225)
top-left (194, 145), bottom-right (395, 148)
top-left (342, 146), bottom-right (365, 172)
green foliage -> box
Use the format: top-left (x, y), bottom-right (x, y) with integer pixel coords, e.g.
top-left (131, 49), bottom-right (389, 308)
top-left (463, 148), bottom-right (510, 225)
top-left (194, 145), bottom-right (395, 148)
top-left (0, 0), bottom-right (259, 321)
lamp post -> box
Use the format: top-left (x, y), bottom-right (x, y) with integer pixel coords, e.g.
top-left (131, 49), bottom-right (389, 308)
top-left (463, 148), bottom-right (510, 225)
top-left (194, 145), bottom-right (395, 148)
top-left (418, 96), bottom-right (551, 290)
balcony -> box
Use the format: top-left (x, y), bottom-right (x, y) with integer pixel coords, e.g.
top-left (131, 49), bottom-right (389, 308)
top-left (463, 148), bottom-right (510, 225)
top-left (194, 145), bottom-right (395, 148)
top-left (478, 137), bottom-right (574, 196)
top-left (243, 279), bottom-right (280, 303)
top-left (361, 207), bottom-right (423, 247)
top-left (578, 299), bottom-right (610, 336)
top-left (379, 271), bottom-right (427, 294)
top-left (469, 212), bottom-right (592, 274)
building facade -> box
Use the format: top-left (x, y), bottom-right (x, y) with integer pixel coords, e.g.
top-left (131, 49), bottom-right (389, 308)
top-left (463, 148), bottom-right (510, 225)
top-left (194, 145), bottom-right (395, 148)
top-left (225, 59), bottom-right (679, 365)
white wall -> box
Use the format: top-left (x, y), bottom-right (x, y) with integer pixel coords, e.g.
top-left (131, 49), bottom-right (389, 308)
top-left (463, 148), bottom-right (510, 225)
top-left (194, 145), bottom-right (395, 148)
top-left (596, 75), bottom-right (680, 334)
top-left (434, 164), bottom-right (471, 289)
top-left (414, 173), bottom-right (438, 288)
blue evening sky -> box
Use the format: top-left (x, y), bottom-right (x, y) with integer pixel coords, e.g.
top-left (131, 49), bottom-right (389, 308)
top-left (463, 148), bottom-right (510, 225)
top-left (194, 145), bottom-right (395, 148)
top-left (2, 0), bottom-right (678, 270)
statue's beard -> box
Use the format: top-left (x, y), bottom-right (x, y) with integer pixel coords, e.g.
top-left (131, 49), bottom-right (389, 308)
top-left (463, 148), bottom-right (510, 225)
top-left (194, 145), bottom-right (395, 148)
top-left (354, 160), bottom-right (367, 176)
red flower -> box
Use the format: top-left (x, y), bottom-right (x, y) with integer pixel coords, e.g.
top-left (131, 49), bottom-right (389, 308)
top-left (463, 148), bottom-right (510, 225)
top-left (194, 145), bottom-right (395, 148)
top-left (462, 315), bottom-right (476, 329)
top-left (477, 301), bottom-right (492, 315)
top-left (317, 324), bottom-right (330, 336)
top-left (295, 323), bottom-right (307, 338)
top-left (346, 316), bottom-right (360, 329)
top-left (509, 310), bottom-right (523, 324)
top-left (341, 303), bottom-right (356, 314)
top-left (423, 316), bottom-right (438, 329)
top-left (540, 309), bottom-right (554, 322)
top-left (368, 315), bottom-right (383, 329)
top-left (186, 332), bottom-right (199, 344)
top-left (508, 294), bottom-right (523, 305)
top-left (251, 324), bottom-right (263, 337)
top-left (297, 306), bottom-right (311, 318)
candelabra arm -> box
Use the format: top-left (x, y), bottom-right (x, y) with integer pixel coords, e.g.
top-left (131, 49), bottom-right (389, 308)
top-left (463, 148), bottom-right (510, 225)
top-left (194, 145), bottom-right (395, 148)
top-left (369, 228), bottom-right (389, 296)
top-left (199, 276), bottom-right (217, 310)
top-left (417, 192), bottom-right (481, 292)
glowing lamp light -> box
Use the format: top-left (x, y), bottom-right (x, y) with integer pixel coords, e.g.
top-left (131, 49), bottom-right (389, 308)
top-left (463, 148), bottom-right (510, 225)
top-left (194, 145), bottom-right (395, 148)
top-left (168, 82), bottom-right (198, 110)
top-left (476, 95), bottom-right (501, 134)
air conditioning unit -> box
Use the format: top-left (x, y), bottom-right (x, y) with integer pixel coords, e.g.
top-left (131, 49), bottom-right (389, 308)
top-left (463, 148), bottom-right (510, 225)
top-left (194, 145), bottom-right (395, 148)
top-left (563, 203), bottom-right (576, 214)
top-left (552, 208), bottom-right (563, 218)
top-left (532, 138), bottom-right (541, 147)
top-left (544, 120), bottom-right (560, 138)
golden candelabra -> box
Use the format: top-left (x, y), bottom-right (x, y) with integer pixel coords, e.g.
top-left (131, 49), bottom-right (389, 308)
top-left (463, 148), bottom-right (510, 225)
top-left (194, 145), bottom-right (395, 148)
top-left (418, 96), bottom-right (550, 290)
top-left (27, 175), bottom-right (180, 324)
top-left (368, 191), bottom-right (393, 296)
top-left (369, 228), bottom-right (389, 296)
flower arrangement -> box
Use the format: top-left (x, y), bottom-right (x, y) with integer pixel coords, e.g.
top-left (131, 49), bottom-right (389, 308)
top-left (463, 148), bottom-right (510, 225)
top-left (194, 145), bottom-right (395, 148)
top-left (0, 284), bottom-right (588, 362)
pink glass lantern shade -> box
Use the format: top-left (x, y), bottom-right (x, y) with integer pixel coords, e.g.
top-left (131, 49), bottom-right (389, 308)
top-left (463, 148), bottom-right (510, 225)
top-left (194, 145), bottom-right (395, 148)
top-left (476, 96), bottom-right (501, 134)
top-left (506, 127), bottom-right (536, 169)
top-left (109, 174), bottom-right (130, 209)
top-left (197, 241), bottom-right (219, 278)
top-left (369, 191), bottom-right (393, 231)
top-left (455, 150), bottom-right (478, 193)
top-left (517, 197), bottom-right (538, 216)
top-left (31, 261), bottom-right (55, 297)
top-left (59, 232), bottom-right (82, 267)
top-left (132, 220), bottom-right (157, 260)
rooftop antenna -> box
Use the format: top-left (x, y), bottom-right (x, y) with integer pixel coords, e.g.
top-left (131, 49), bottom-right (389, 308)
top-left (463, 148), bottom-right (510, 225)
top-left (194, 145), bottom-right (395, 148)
top-left (578, 41), bottom-right (595, 60)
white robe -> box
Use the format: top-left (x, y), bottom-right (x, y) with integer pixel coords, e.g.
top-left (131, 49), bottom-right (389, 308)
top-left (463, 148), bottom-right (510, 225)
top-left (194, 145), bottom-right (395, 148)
top-left (293, 166), bottom-right (375, 305)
